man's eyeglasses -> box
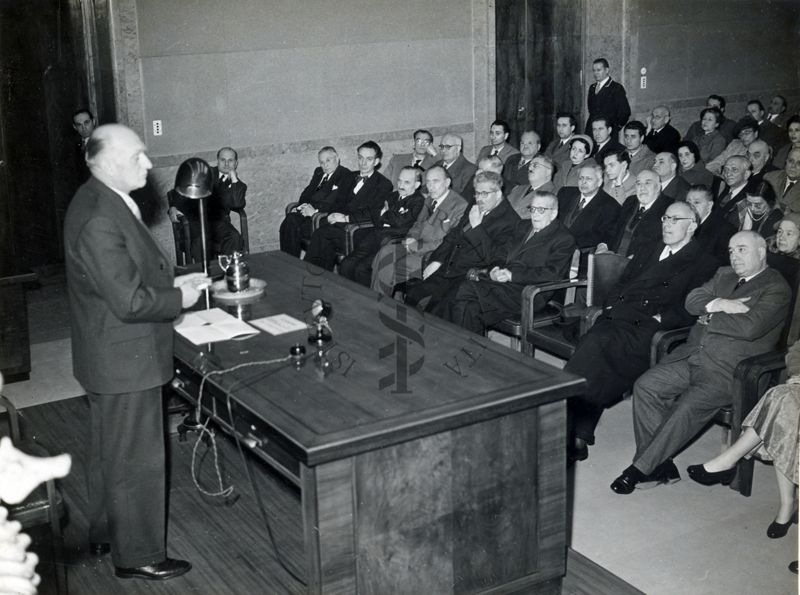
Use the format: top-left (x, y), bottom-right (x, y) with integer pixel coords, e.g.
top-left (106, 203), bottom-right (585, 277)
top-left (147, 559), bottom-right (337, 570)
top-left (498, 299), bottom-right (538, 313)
top-left (527, 206), bottom-right (555, 214)
top-left (439, 144), bottom-right (459, 150)
top-left (661, 215), bottom-right (693, 224)
top-left (474, 190), bottom-right (499, 199)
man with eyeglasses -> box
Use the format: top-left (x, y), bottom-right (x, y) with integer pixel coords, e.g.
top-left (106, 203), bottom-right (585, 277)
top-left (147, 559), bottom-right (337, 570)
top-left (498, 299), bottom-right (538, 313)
top-left (404, 171), bottom-right (518, 315)
top-left (565, 201), bottom-right (718, 465)
top-left (503, 131), bottom-right (542, 191)
top-left (461, 155), bottom-right (504, 208)
top-left (610, 231), bottom-right (790, 494)
top-left (381, 129), bottom-right (439, 191)
top-left (443, 190), bottom-right (575, 334)
top-left (557, 163), bottom-right (620, 249)
top-left (644, 105), bottom-right (681, 156)
top-left (507, 155), bottom-right (555, 218)
top-left (434, 133), bottom-right (476, 196)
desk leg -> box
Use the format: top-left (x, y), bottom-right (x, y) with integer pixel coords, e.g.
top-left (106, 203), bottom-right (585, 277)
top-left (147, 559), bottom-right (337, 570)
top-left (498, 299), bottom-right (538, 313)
top-left (301, 400), bottom-right (567, 594)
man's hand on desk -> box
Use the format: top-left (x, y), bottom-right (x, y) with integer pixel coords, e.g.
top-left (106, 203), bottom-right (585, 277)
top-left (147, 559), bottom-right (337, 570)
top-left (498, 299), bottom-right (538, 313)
top-left (175, 273), bottom-right (211, 308)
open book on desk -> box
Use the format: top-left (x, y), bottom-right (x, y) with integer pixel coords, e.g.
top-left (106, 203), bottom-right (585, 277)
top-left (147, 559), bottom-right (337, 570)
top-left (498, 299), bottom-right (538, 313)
top-left (174, 308), bottom-right (259, 345)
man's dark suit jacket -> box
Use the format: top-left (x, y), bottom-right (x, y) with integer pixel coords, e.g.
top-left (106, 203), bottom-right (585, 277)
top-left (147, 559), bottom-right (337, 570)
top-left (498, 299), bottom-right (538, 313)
top-left (758, 119), bottom-right (789, 152)
top-left (502, 153), bottom-right (536, 190)
top-left (330, 171), bottom-right (393, 225)
top-left (644, 124), bottom-right (681, 155)
top-left (297, 164), bottom-right (354, 212)
top-left (661, 175), bottom-right (690, 202)
top-left (695, 208), bottom-right (736, 266)
top-left (586, 78), bottom-right (631, 134)
top-left (715, 184), bottom-right (749, 227)
top-left (611, 193), bottom-right (672, 257)
top-left (592, 139), bottom-right (625, 166)
top-left (557, 187), bottom-right (621, 248)
top-left (208, 166), bottom-right (247, 223)
top-left (438, 154), bottom-right (477, 196)
top-left (544, 138), bottom-right (573, 167)
top-left (765, 169), bottom-right (800, 214)
top-left (64, 176), bottom-right (181, 395)
top-left (382, 153), bottom-right (438, 189)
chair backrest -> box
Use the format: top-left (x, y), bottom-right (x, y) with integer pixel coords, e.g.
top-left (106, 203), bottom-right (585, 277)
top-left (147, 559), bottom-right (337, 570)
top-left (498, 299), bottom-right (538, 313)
top-left (586, 251), bottom-right (630, 307)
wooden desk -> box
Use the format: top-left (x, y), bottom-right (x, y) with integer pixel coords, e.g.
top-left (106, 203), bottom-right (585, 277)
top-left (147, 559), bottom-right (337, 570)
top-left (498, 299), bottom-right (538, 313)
top-left (172, 251), bottom-right (584, 594)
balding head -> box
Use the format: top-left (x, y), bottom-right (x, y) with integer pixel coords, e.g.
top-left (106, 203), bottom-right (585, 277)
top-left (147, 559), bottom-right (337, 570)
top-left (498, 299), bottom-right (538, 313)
top-left (661, 201), bottom-right (698, 249)
top-left (746, 139), bottom-right (771, 174)
top-left (635, 169), bottom-right (661, 206)
top-left (728, 231), bottom-right (767, 278)
top-left (477, 155), bottom-right (503, 175)
top-left (722, 155), bottom-right (751, 189)
top-left (785, 148), bottom-right (800, 181)
top-left (86, 124), bottom-right (152, 194)
top-left (650, 105), bottom-right (670, 130)
top-left (439, 133), bottom-right (463, 165)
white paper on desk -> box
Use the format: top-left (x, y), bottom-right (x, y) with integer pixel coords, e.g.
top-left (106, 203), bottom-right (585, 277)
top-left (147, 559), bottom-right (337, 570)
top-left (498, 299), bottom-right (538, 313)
top-left (249, 314), bottom-right (308, 335)
top-left (174, 308), bottom-right (259, 344)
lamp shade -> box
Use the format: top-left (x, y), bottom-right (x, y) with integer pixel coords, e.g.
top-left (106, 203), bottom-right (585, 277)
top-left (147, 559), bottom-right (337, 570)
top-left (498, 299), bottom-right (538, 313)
top-left (174, 157), bottom-right (212, 199)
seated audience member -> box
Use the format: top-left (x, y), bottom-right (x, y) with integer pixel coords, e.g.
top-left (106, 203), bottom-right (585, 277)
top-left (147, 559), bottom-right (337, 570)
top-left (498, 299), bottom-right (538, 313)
top-left (607, 169), bottom-right (672, 258)
top-left (738, 180), bottom-right (783, 238)
top-left (461, 155), bottom-right (504, 208)
top-left (590, 115), bottom-right (624, 165)
top-left (544, 112), bottom-right (577, 168)
top-left (685, 94), bottom-right (737, 144)
top-left (382, 129), bottom-right (438, 190)
top-left (644, 105), bottom-right (681, 155)
top-left (507, 155), bottom-right (555, 218)
top-left (677, 140), bottom-right (716, 188)
top-left (768, 213), bottom-right (800, 260)
top-left (653, 152), bottom-right (690, 202)
top-left (565, 201), bottom-right (717, 463)
top-left (557, 163), bottom-right (620, 249)
top-left (443, 191), bottom-right (576, 334)
top-left (706, 117), bottom-right (760, 176)
top-left (746, 99), bottom-right (788, 152)
top-left (765, 147), bottom-right (800, 215)
top-left (610, 231), bottom-right (791, 494)
top-left (168, 146), bottom-right (246, 260)
top-left (766, 94), bottom-right (790, 127)
top-left (685, 184), bottom-right (736, 266)
top-left (405, 171), bottom-right (519, 314)
top-left (773, 115), bottom-right (800, 169)
top-left (602, 149), bottom-right (636, 206)
top-left (693, 107), bottom-right (727, 165)
top-left (552, 135), bottom-right (593, 192)
top-left (746, 139), bottom-right (777, 185)
top-left (688, 338), bottom-right (800, 539)
top-left (623, 121), bottom-right (655, 177)
top-left (279, 146), bottom-right (353, 257)
top-left (371, 166), bottom-right (467, 296)
top-left (476, 120), bottom-right (520, 165)
top-left (339, 166), bottom-right (425, 287)
top-left (304, 141), bottom-right (392, 271)
top-left (436, 133), bottom-right (477, 196)
top-left (716, 155), bottom-right (753, 226)
top-left (503, 131), bottom-right (541, 190)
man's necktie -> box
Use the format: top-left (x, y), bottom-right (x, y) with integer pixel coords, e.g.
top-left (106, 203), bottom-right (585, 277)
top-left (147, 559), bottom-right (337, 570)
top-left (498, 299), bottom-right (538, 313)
top-left (317, 174), bottom-right (328, 189)
top-left (719, 191), bottom-right (732, 206)
top-left (491, 148), bottom-right (499, 157)
top-left (784, 180), bottom-right (796, 197)
top-left (577, 197), bottom-right (587, 211)
top-left (734, 278), bottom-right (746, 291)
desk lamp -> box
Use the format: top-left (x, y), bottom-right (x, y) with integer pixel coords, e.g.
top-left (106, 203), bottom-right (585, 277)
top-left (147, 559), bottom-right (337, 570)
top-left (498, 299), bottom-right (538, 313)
top-left (174, 157), bottom-right (213, 276)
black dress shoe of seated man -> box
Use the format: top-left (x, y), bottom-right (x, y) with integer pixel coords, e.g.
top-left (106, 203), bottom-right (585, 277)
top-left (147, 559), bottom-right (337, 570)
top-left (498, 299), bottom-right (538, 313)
top-left (612, 460), bottom-right (681, 494)
top-left (610, 465), bottom-right (647, 494)
top-left (89, 542), bottom-right (110, 556)
top-left (115, 558), bottom-right (192, 581)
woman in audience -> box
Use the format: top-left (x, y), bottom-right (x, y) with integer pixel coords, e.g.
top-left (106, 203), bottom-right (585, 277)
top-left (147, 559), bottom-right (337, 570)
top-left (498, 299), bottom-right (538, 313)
top-left (738, 180), bottom-right (783, 238)
top-left (695, 107), bottom-right (727, 164)
top-left (774, 114), bottom-right (800, 169)
top-left (769, 213), bottom-right (800, 260)
top-left (688, 338), bottom-right (800, 541)
top-left (677, 140), bottom-right (715, 187)
top-left (552, 135), bottom-right (592, 192)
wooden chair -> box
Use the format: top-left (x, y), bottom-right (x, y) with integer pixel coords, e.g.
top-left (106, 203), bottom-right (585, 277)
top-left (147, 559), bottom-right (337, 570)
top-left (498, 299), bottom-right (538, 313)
top-left (0, 394), bottom-right (68, 594)
top-left (520, 250), bottom-right (630, 359)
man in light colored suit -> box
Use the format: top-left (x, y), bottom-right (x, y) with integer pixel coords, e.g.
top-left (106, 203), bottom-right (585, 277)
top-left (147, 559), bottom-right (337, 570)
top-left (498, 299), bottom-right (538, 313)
top-left (382, 129), bottom-right (439, 190)
top-left (64, 124), bottom-right (207, 579)
top-left (602, 149), bottom-right (636, 206)
top-left (765, 147), bottom-right (800, 214)
top-left (371, 165), bottom-right (467, 296)
top-left (476, 120), bottom-right (520, 165)
top-left (435, 133), bottom-right (476, 196)
top-left (623, 121), bottom-right (656, 177)
top-left (507, 155), bottom-right (555, 218)
top-left (610, 231), bottom-right (791, 494)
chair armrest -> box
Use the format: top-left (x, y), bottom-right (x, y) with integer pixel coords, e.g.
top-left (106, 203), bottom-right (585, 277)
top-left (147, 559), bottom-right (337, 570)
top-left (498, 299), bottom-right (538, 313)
top-left (650, 327), bottom-right (692, 366)
top-left (521, 278), bottom-right (589, 334)
top-left (285, 202), bottom-right (300, 215)
top-left (311, 211), bottom-right (328, 231)
top-left (232, 207), bottom-right (249, 253)
top-left (344, 222), bottom-right (375, 254)
top-left (580, 306), bottom-right (603, 334)
top-left (0, 394), bottom-right (21, 442)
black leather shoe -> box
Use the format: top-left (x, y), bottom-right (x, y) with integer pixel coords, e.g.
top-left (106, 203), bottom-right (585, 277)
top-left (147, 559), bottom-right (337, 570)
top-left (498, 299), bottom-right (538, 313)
top-left (567, 443), bottom-right (589, 465)
top-left (654, 459), bottom-right (681, 484)
top-left (767, 517), bottom-right (796, 539)
top-left (687, 464), bottom-right (736, 486)
top-left (115, 558), bottom-right (192, 581)
top-left (90, 542), bottom-right (110, 556)
top-left (789, 560), bottom-right (798, 574)
top-left (610, 465), bottom-right (646, 494)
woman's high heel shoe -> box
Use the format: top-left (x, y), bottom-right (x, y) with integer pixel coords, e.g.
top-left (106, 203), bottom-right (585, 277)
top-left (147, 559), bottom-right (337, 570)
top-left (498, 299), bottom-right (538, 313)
top-left (767, 517), bottom-right (797, 539)
top-left (686, 464), bottom-right (736, 486)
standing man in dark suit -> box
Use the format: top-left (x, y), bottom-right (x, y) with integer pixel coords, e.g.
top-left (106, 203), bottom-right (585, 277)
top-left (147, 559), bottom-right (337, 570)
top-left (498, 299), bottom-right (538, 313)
top-left (436, 133), bottom-right (477, 196)
top-left (585, 58), bottom-right (631, 137)
top-left (565, 201), bottom-right (717, 463)
top-left (444, 190), bottom-right (576, 334)
top-left (405, 171), bottom-right (519, 314)
top-left (610, 231), bottom-right (791, 493)
top-left (279, 146), bottom-right (353, 256)
top-left (557, 163), bottom-right (621, 249)
top-left (64, 124), bottom-right (207, 580)
top-left (168, 146), bottom-right (247, 260)
top-left (382, 129), bottom-right (439, 190)
top-left (607, 169), bottom-right (672, 258)
top-left (304, 140), bottom-right (393, 271)
top-left (644, 105), bottom-right (681, 155)
top-left (339, 166), bottom-right (425, 286)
